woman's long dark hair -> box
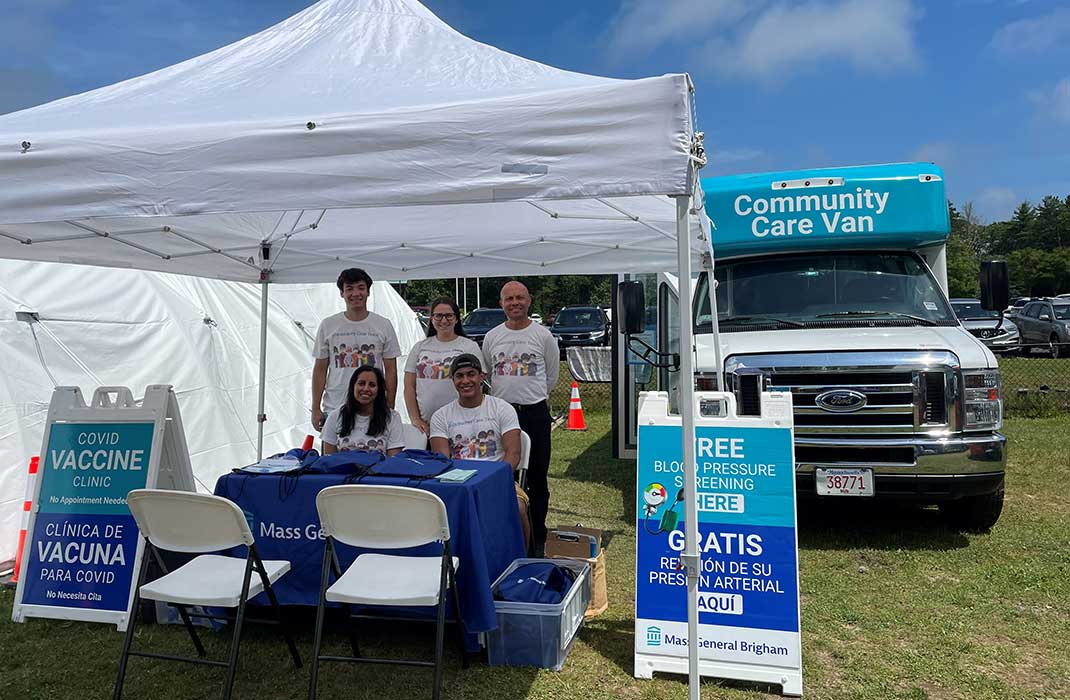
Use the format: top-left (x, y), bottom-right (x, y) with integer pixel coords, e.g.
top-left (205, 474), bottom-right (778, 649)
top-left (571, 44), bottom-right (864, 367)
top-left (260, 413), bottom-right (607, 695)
top-left (339, 365), bottom-right (390, 437)
top-left (425, 296), bottom-right (467, 338)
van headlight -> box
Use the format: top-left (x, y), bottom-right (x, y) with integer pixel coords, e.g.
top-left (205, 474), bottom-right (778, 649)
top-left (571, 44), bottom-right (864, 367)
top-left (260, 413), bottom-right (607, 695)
top-left (963, 369), bottom-right (1002, 430)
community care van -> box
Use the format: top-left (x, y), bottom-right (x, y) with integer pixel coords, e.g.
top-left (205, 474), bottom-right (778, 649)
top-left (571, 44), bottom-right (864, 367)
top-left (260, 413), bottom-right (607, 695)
top-left (629, 162), bottom-right (1007, 531)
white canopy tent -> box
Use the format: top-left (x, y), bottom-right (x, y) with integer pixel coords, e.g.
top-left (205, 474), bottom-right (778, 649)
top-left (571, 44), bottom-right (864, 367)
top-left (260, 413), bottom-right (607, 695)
top-left (0, 0), bottom-right (712, 694)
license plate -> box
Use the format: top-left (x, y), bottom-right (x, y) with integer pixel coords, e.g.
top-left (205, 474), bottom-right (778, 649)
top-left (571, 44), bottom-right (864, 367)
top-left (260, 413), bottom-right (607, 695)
top-left (815, 468), bottom-right (874, 496)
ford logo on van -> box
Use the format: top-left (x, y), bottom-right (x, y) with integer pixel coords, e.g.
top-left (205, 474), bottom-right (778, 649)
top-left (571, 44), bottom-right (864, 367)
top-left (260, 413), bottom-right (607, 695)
top-left (814, 389), bottom-right (868, 412)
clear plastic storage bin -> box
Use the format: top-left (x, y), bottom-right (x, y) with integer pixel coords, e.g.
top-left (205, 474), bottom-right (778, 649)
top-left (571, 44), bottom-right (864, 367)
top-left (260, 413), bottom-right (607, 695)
top-left (485, 558), bottom-right (592, 671)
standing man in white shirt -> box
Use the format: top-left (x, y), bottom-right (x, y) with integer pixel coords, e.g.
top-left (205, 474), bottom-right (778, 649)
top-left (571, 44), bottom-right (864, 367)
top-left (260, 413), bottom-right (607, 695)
top-left (482, 280), bottom-right (559, 553)
top-left (311, 268), bottom-right (401, 432)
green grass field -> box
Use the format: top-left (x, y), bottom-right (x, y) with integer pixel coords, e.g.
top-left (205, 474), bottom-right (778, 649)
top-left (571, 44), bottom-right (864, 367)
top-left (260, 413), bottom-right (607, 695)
top-left (2, 414), bottom-right (1068, 700)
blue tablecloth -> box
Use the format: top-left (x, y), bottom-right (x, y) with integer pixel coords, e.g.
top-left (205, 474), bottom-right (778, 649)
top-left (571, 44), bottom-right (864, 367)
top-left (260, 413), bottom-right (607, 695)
top-left (213, 459), bottom-right (525, 646)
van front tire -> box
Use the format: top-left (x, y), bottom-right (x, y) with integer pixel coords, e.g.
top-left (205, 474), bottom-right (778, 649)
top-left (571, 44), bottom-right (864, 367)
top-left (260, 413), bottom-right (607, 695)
top-left (940, 487), bottom-right (1004, 532)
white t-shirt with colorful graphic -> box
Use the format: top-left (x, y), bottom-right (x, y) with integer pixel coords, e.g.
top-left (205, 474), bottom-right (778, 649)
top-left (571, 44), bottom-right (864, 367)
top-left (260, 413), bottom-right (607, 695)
top-left (404, 335), bottom-right (484, 421)
top-left (482, 321), bottom-right (560, 405)
top-left (314, 311), bottom-right (400, 413)
top-left (429, 395), bottom-right (520, 462)
top-left (321, 407), bottom-right (405, 454)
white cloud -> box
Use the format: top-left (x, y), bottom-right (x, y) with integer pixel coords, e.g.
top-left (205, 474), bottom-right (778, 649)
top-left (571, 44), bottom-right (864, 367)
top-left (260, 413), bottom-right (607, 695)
top-left (974, 186), bottom-right (1019, 223)
top-left (1029, 77), bottom-right (1070, 124)
top-left (606, 0), bottom-right (921, 80)
top-left (990, 8), bottom-right (1070, 54)
top-left (911, 141), bottom-right (954, 166)
top-left (605, 0), bottom-right (756, 62)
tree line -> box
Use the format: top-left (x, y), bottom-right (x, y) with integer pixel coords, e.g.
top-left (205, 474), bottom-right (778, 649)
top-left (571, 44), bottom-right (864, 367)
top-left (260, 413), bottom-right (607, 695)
top-left (947, 195), bottom-right (1070, 298)
top-left (394, 275), bottom-right (614, 318)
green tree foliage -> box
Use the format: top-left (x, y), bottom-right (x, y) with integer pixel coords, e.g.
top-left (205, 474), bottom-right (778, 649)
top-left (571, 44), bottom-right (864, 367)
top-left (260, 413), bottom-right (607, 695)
top-left (947, 202), bottom-right (980, 297)
top-left (394, 275), bottom-right (613, 318)
top-left (954, 194), bottom-right (1070, 297)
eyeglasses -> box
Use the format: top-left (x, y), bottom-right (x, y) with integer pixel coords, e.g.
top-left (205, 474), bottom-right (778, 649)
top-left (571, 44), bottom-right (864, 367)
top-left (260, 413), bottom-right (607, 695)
top-left (432, 313), bottom-right (456, 321)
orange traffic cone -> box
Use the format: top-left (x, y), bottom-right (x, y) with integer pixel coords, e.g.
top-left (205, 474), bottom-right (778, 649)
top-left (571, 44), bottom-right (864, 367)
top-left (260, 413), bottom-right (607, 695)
top-left (567, 381), bottom-right (587, 431)
top-left (11, 456), bottom-right (39, 584)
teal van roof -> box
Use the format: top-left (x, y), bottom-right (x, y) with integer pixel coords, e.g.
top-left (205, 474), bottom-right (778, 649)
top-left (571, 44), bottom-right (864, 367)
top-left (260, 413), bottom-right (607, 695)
top-left (702, 162), bottom-right (949, 260)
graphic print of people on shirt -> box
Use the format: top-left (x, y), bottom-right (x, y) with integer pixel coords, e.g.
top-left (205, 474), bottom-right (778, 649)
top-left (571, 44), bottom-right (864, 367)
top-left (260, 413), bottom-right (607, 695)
top-left (493, 351), bottom-right (539, 377)
top-left (335, 342), bottom-right (379, 370)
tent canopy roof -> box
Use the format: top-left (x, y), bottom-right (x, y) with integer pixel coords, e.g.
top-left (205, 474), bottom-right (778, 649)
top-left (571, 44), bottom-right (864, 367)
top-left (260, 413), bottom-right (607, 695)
top-left (0, 0), bottom-right (704, 283)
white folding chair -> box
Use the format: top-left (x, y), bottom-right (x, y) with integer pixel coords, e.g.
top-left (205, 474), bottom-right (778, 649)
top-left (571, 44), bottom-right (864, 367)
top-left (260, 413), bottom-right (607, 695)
top-left (115, 489), bottom-right (301, 700)
top-left (403, 422), bottom-right (430, 450)
top-left (517, 430), bottom-right (532, 491)
top-left (309, 485), bottom-right (466, 700)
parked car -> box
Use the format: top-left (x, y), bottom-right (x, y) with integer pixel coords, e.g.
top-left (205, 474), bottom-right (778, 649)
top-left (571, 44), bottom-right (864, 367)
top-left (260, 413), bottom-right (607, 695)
top-left (1007, 297), bottom-right (1033, 316)
top-left (551, 305), bottom-right (611, 356)
top-left (1015, 299), bottom-right (1070, 358)
top-left (462, 307), bottom-right (506, 345)
top-left (530, 313), bottom-right (543, 325)
top-left (950, 299), bottom-right (1020, 355)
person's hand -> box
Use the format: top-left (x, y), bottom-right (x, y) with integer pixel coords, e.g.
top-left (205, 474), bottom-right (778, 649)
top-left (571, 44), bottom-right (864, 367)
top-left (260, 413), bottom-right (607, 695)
top-left (413, 418), bottom-right (431, 435)
top-left (312, 407), bottom-right (325, 432)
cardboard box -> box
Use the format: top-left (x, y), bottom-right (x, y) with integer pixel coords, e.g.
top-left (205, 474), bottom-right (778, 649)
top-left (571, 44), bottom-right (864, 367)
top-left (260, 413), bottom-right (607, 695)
top-left (546, 526), bottom-right (607, 618)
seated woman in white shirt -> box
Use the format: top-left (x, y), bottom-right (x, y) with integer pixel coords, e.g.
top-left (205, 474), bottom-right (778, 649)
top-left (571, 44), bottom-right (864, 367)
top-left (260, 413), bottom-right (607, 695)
top-left (321, 365), bottom-right (405, 456)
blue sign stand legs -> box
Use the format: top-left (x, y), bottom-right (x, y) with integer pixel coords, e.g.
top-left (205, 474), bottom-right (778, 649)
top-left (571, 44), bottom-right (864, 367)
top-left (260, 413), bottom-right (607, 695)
top-left (634, 390), bottom-right (804, 696)
top-left (11, 385), bottom-right (196, 631)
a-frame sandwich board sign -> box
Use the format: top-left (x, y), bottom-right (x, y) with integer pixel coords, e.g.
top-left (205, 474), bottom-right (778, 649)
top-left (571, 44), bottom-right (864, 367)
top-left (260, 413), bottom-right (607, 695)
top-left (12, 385), bottom-right (196, 630)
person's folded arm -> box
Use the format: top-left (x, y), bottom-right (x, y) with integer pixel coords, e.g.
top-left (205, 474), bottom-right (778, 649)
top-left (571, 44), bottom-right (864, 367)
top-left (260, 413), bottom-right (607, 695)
top-left (502, 428), bottom-right (521, 470)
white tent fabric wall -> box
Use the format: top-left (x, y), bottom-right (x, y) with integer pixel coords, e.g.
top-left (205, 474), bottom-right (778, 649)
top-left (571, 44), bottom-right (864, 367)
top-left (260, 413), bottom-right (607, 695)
top-left (0, 261), bottom-right (421, 563)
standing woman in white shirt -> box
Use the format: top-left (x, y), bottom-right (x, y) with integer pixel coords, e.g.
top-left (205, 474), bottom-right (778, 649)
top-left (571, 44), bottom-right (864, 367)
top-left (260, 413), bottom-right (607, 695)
top-left (404, 297), bottom-right (482, 436)
top-left (321, 365), bottom-right (405, 456)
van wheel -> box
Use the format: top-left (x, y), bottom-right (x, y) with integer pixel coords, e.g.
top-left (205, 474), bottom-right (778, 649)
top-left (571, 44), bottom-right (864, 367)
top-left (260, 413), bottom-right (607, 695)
top-left (940, 488), bottom-right (1004, 532)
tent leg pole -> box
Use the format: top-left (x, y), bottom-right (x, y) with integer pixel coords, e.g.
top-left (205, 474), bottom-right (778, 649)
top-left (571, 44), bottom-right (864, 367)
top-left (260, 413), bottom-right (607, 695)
top-left (675, 195), bottom-right (701, 700)
top-left (700, 255), bottom-right (724, 391)
top-left (256, 279), bottom-right (269, 460)
top-left (476, 277), bottom-right (480, 308)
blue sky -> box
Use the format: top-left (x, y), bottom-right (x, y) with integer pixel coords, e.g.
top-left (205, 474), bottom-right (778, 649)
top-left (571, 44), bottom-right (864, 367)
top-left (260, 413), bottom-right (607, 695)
top-left (3, 0), bottom-right (1068, 222)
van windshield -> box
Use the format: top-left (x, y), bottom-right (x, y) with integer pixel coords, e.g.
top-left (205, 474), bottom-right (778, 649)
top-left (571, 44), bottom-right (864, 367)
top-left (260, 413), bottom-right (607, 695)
top-left (694, 252), bottom-right (957, 331)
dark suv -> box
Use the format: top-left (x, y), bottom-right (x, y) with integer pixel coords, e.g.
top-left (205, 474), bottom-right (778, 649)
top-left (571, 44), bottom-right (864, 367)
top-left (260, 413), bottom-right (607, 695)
top-left (551, 306), bottom-right (611, 355)
top-left (1014, 299), bottom-right (1070, 358)
top-left (461, 308), bottom-right (506, 345)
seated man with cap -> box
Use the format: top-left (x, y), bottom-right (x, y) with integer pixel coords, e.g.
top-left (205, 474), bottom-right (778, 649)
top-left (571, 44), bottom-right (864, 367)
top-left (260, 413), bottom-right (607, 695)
top-left (430, 353), bottom-right (530, 548)
top-left (430, 353), bottom-right (521, 468)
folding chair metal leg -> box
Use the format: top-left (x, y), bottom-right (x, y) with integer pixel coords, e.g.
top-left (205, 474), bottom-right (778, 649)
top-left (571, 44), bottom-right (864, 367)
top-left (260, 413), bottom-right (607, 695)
top-left (173, 604), bottom-right (208, 658)
top-left (447, 559), bottom-right (469, 669)
top-left (431, 552), bottom-right (449, 700)
top-left (113, 541), bottom-right (150, 700)
top-left (308, 537), bottom-right (334, 700)
top-left (221, 552), bottom-right (255, 700)
top-left (256, 555), bottom-right (302, 669)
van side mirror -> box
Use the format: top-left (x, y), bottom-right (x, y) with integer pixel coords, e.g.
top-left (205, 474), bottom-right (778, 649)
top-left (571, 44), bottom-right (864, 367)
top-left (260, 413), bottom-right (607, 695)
top-left (617, 281), bottom-right (645, 335)
top-left (979, 261), bottom-right (1009, 312)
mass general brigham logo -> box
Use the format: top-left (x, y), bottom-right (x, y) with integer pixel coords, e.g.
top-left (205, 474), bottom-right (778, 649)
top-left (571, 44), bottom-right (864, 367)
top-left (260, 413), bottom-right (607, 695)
top-left (646, 626), bottom-right (662, 646)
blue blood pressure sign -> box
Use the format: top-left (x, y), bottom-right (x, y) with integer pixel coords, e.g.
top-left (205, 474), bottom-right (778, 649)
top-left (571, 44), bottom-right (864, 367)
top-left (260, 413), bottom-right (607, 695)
top-left (21, 422), bottom-right (153, 612)
top-left (636, 424), bottom-right (801, 669)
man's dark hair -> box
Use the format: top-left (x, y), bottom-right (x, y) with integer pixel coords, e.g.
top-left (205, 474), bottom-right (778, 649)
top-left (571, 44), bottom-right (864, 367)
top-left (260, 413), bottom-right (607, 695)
top-left (336, 268), bottom-right (373, 291)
